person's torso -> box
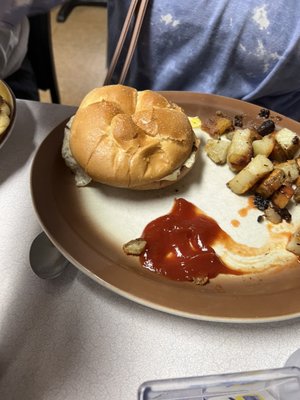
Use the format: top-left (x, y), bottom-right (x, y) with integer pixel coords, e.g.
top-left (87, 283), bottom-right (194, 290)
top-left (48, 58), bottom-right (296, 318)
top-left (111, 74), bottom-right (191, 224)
top-left (108, 0), bottom-right (300, 119)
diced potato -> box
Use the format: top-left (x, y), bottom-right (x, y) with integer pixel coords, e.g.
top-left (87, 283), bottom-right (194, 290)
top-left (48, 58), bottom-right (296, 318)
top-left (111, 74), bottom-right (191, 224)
top-left (205, 138), bottom-right (231, 165)
top-left (251, 130), bottom-right (264, 141)
top-left (294, 176), bottom-right (300, 202)
top-left (275, 128), bottom-right (300, 159)
top-left (276, 159), bottom-right (299, 183)
top-left (192, 276), bottom-right (209, 285)
top-left (225, 130), bottom-right (235, 140)
top-left (227, 128), bottom-right (255, 172)
top-left (227, 154), bottom-right (274, 195)
top-left (0, 96), bottom-right (11, 135)
top-left (293, 187), bottom-right (300, 203)
top-left (264, 205), bottom-right (282, 224)
top-left (0, 113), bottom-right (10, 134)
top-left (202, 115), bottom-right (234, 138)
top-left (295, 175), bottom-right (300, 187)
top-left (252, 134), bottom-right (275, 157)
top-left (286, 226), bottom-right (300, 256)
top-left (0, 100), bottom-right (10, 116)
top-left (123, 238), bottom-right (147, 256)
top-left (269, 140), bottom-right (288, 162)
top-left (255, 168), bottom-right (285, 198)
top-left (271, 184), bottom-right (294, 209)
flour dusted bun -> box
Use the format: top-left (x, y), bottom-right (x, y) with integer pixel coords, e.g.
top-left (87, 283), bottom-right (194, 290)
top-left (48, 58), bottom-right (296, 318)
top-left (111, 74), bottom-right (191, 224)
top-left (67, 84), bottom-right (200, 190)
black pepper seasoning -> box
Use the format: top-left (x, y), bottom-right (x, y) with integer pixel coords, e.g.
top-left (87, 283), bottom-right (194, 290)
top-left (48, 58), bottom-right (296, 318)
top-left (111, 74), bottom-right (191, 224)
top-left (258, 108), bottom-right (270, 118)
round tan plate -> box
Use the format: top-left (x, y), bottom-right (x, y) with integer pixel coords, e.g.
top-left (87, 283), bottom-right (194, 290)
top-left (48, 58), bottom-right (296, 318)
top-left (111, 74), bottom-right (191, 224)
top-left (30, 92), bottom-right (300, 323)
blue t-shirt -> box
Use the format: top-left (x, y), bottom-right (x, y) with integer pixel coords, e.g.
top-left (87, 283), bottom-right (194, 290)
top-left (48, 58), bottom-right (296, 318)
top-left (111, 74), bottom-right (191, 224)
top-left (107, 0), bottom-right (300, 120)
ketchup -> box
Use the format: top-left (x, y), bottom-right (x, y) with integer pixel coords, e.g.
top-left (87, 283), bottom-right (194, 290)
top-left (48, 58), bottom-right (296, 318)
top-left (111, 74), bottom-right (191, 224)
top-left (140, 198), bottom-right (240, 281)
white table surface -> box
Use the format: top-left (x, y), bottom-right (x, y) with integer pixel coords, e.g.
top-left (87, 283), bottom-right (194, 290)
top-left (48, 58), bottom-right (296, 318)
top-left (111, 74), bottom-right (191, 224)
top-left (1, 99), bottom-right (300, 400)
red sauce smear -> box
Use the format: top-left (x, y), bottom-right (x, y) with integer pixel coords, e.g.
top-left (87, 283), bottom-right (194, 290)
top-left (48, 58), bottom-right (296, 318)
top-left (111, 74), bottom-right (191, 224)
top-left (140, 198), bottom-right (241, 281)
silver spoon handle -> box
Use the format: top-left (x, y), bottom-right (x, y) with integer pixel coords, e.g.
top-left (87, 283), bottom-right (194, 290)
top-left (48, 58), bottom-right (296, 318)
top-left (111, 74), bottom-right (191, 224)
top-left (29, 232), bottom-right (69, 279)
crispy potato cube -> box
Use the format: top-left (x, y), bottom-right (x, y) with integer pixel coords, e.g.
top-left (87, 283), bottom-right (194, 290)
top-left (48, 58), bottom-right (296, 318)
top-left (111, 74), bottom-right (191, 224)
top-left (205, 138), bottom-right (231, 165)
top-left (252, 134), bottom-right (275, 157)
top-left (275, 128), bottom-right (300, 159)
top-left (264, 205), bottom-right (282, 224)
top-left (296, 158), bottom-right (300, 171)
top-left (276, 159), bottom-right (299, 183)
top-left (123, 238), bottom-right (147, 256)
top-left (286, 226), bottom-right (300, 256)
top-left (271, 184), bottom-right (294, 209)
top-left (227, 154), bottom-right (274, 195)
top-left (255, 168), bottom-right (285, 198)
top-left (295, 176), bottom-right (300, 187)
top-left (225, 130), bottom-right (235, 140)
top-left (227, 128), bottom-right (255, 172)
top-left (269, 140), bottom-right (288, 162)
top-left (202, 115), bottom-right (234, 138)
top-left (293, 187), bottom-right (300, 203)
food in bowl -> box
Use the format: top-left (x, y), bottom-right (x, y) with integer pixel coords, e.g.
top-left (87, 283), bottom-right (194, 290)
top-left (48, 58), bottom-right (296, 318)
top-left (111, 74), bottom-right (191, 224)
top-left (0, 96), bottom-right (11, 135)
top-left (62, 84), bottom-right (200, 190)
top-left (0, 80), bottom-right (15, 138)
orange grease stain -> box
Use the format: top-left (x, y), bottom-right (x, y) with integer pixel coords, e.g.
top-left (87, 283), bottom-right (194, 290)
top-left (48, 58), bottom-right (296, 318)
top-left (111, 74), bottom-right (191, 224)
top-left (231, 219), bottom-right (240, 228)
top-left (238, 196), bottom-right (255, 218)
top-left (266, 223), bottom-right (292, 241)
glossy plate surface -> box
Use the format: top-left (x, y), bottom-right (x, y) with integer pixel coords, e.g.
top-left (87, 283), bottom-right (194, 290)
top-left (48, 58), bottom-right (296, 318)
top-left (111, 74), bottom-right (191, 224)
top-left (30, 92), bottom-right (300, 323)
